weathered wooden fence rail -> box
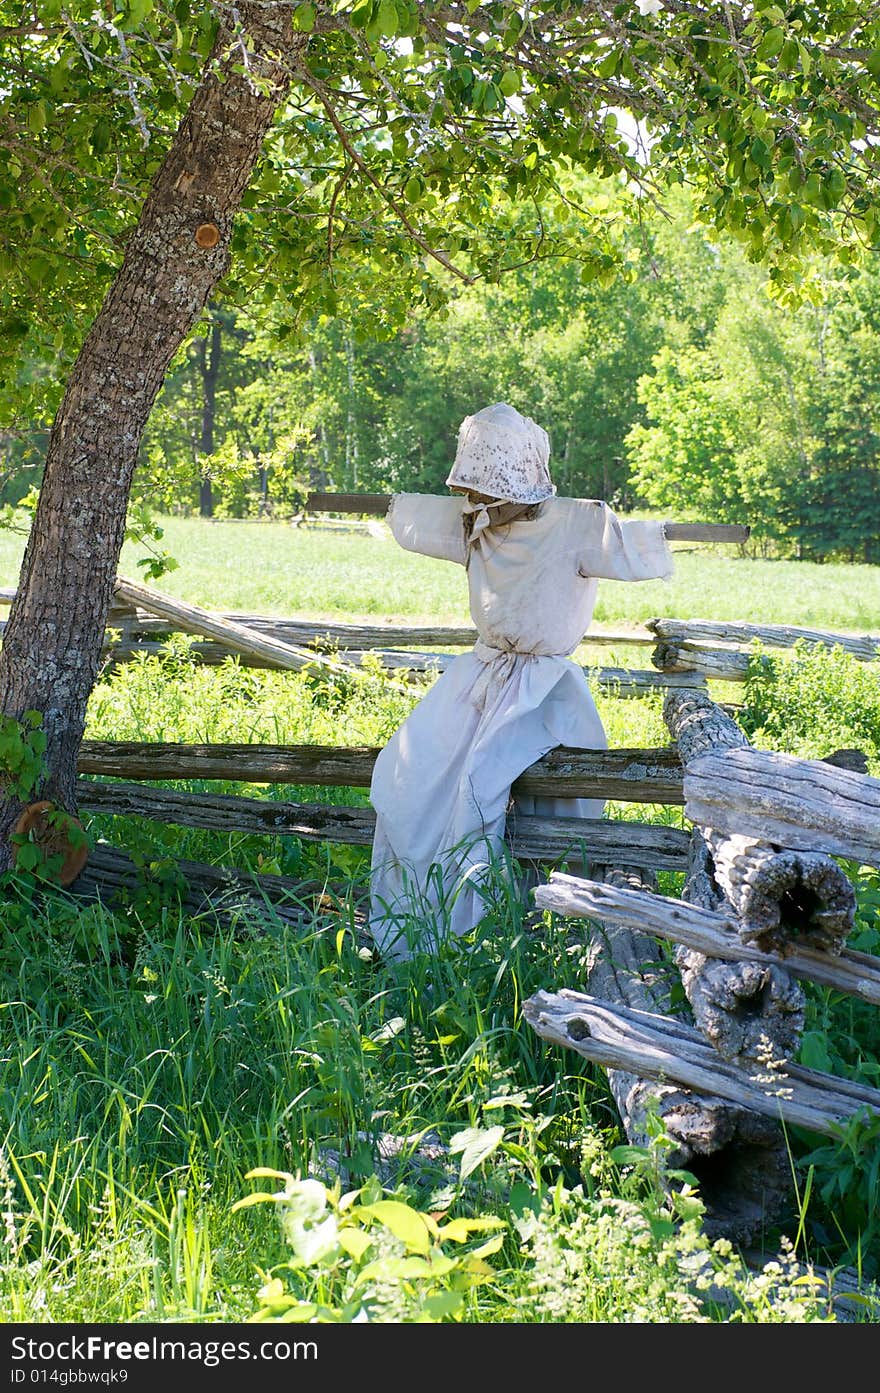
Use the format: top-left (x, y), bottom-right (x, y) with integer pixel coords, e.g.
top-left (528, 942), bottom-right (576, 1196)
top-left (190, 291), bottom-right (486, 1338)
top-left (76, 739), bottom-right (688, 802)
top-left (522, 991), bottom-right (880, 1136)
top-left (77, 779), bottom-right (690, 871)
top-left (664, 688), bottom-right (880, 868)
top-left (647, 616), bottom-right (880, 662)
top-left (534, 873), bottom-right (880, 1008)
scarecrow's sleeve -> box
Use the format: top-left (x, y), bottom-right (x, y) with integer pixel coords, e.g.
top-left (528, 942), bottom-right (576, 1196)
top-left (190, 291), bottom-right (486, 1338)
top-left (386, 494), bottom-right (468, 565)
top-left (571, 499), bottom-right (674, 582)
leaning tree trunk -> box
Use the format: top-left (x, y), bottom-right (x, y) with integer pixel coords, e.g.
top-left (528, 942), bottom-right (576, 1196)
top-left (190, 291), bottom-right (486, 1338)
top-left (0, 8), bottom-right (304, 865)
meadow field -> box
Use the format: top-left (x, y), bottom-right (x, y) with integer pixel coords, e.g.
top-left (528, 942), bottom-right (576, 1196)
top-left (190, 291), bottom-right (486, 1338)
top-left (4, 514), bottom-right (880, 631)
top-left (1, 515), bottom-right (879, 1324)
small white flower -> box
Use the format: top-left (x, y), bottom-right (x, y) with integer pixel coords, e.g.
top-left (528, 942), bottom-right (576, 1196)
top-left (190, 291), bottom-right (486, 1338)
top-left (636, 0), bottom-right (664, 15)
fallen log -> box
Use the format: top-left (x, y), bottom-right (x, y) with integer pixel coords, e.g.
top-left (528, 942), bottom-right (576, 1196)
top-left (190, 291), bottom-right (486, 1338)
top-left (112, 575), bottom-right (411, 695)
top-left (664, 687), bottom-right (879, 895)
top-left (301, 494), bottom-right (751, 544)
top-left (570, 864), bottom-right (791, 1244)
top-left (532, 872), bottom-right (880, 1007)
top-left (648, 617), bottom-right (880, 663)
top-left (76, 780), bottom-right (690, 870)
top-left (72, 843), bottom-right (340, 928)
top-left (522, 990), bottom-right (880, 1135)
top-left (76, 741), bottom-right (688, 804)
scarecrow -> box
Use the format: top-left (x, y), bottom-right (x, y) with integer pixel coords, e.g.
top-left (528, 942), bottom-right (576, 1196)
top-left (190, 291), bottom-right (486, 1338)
top-left (368, 403), bottom-right (673, 957)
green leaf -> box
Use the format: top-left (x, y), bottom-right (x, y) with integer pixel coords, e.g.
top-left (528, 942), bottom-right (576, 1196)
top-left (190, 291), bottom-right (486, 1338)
top-left (499, 69), bottom-right (520, 97)
top-left (27, 101), bottom-right (48, 134)
top-left (422, 1291), bottom-right (464, 1318)
top-left (337, 1227), bottom-right (373, 1260)
top-left (448, 1124), bottom-right (505, 1179)
top-left (438, 1216), bottom-right (506, 1243)
top-left (377, 0), bottom-right (398, 37)
top-left (403, 175), bottom-right (423, 203)
top-left (126, 0), bottom-right (154, 24)
top-left (292, 3), bottom-right (317, 31)
top-left (229, 1192), bottom-right (282, 1211)
top-left (757, 27), bottom-right (785, 60)
top-left (866, 51), bottom-right (880, 82)
top-left (90, 119), bottom-right (112, 155)
top-left (358, 1200), bottom-right (432, 1254)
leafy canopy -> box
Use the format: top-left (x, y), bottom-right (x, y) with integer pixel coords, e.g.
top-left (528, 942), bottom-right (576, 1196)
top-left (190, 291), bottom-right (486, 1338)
top-left (3, 1), bottom-right (880, 420)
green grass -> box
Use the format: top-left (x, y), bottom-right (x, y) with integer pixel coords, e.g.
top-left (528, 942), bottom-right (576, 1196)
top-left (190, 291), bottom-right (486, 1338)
top-left (2, 517), bottom-right (880, 1323)
top-left (3, 513), bottom-right (880, 629)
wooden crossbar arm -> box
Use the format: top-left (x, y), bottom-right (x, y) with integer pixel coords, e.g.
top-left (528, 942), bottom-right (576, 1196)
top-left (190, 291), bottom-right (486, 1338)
top-left (302, 492), bottom-right (750, 543)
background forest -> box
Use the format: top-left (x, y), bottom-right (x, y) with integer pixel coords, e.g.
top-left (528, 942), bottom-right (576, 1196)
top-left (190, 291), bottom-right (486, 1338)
top-left (4, 186), bottom-right (880, 564)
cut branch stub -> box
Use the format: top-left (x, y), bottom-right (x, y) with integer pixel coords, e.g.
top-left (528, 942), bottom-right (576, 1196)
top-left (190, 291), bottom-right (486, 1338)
top-left (194, 223), bottom-right (221, 248)
top-left (705, 829), bottom-right (856, 955)
top-left (12, 800), bottom-right (89, 886)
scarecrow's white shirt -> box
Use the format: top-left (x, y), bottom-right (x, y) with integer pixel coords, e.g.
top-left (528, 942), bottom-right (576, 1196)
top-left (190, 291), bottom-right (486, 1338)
top-left (368, 494), bottom-right (673, 959)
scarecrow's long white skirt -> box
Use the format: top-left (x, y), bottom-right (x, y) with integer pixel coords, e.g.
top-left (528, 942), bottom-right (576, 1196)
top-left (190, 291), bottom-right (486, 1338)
top-left (368, 642), bottom-right (607, 959)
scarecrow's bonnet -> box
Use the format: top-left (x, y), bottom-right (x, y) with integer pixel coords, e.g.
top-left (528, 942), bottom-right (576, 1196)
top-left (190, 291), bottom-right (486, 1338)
top-left (446, 402), bottom-right (555, 504)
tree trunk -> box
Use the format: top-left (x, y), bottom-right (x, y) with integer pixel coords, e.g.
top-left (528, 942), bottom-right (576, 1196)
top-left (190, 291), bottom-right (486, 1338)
top-left (197, 314), bottom-right (223, 517)
top-left (0, 8), bottom-right (304, 866)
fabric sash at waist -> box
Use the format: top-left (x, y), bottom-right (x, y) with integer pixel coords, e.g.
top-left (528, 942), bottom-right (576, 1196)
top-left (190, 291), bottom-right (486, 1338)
top-left (470, 638), bottom-right (574, 708)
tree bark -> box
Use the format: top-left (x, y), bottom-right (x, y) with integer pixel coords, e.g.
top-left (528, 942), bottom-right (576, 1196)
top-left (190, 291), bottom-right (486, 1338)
top-left (0, 8), bottom-right (305, 865)
top-left (197, 313), bottom-right (222, 517)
